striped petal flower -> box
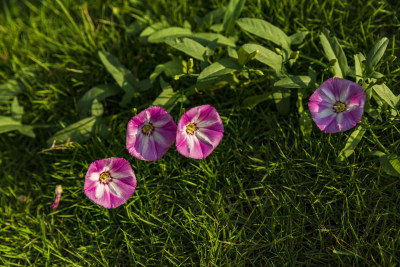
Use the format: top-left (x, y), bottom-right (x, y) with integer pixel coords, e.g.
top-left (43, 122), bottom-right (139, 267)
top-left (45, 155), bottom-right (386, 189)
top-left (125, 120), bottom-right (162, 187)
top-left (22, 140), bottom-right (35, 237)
top-left (126, 106), bottom-right (177, 161)
top-left (176, 105), bottom-right (224, 159)
top-left (84, 158), bottom-right (137, 209)
top-left (308, 77), bottom-right (365, 133)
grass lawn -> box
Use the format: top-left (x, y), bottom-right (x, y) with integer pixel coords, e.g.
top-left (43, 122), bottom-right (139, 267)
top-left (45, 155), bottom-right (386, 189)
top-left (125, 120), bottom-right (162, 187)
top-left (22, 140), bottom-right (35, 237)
top-left (1, 0), bottom-right (400, 265)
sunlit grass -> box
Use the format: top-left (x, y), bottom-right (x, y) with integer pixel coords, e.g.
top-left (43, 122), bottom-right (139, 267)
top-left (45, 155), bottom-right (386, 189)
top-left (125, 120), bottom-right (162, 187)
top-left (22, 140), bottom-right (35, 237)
top-left (1, 0), bottom-right (400, 265)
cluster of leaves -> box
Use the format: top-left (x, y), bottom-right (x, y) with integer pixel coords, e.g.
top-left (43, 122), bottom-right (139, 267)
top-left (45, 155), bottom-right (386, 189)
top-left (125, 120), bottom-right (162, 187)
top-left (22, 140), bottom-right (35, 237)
top-left (0, 0), bottom-right (399, 177)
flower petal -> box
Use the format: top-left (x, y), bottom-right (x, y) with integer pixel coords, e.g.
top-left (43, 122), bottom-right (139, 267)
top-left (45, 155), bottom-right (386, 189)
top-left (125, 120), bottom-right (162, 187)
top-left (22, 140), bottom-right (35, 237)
top-left (95, 183), bottom-right (106, 199)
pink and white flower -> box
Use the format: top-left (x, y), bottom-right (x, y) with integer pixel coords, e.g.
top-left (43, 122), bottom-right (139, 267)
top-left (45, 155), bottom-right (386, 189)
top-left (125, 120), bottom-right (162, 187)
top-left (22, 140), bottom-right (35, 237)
top-left (308, 77), bottom-right (365, 133)
top-left (84, 157), bottom-right (137, 209)
top-left (126, 106), bottom-right (177, 161)
top-left (176, 105), bottom-right (224, 159)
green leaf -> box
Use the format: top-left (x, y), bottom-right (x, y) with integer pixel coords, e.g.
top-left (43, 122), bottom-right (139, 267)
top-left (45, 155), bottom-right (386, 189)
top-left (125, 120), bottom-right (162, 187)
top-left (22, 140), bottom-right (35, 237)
top-left (150, 57), bottom-right (186, 83)
top-left (0, 116), bottom-right (35, 138)
top-left (11, 97), bottom-right (24, 121)
top-left (185, 32), bottom-right (236, 47)
top-left (77, 84), bottom-right (121, 116)
top-left (354, 53), bottom-right (365, 83)
top-left (126, 20), bottom-right (146, 37)
top-left (319, 28), bottom-right (349, 78)
top-left (98, 50), bottom-right (139, 105)
top-left (372, 83), bottom-right (398, 109)
top-left (209, 23), bottom-right (223, 33)
top-left (380, 154), bottom-right (400, 177)
top-left (241, 44), bottom-right (282, 73)
top-left (297, 89), bottom-right (312, 138)
top-left (272, 89), bottom-right (291, 114)
top-left (47, 116), bottom-right (107, 146)
top-left (242, 93), bottom-right (273, 109)
top-left (0, 79), bottom-right (23, 105)
top-left (338, 124), bottom-right (366, 160)
top-left (198, 58), bottom-right (242, 82)
top-left (91, 99), bottom-right (103, 117)
top-left (289, 31), bottom-right (309, 45)
top-left (0, 98), bottom-right (34, 138)
top-left (139, 21), bottom-right (169, 42)
top-left (222, 0), bottom-right (246, 36)
top-left (152, 78), bottom-right (188, 112)
top-left (365, 37), bottom-right (389, 71)
top-left (274, 76), bottom-right (312, 88)
top-left (164, 37), bottom-right (208, 61)
top-left (237, 18), bottom-right (291, 51)
top-left (147, 27), bottom-right (192, 43)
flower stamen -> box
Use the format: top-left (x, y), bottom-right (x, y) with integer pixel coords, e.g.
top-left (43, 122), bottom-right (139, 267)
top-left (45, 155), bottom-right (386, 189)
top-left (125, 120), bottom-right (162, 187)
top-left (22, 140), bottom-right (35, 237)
top-left (333, 101), bottom-right (346, 113)
top-left (100, 172), bottom-right (112, 184)
top-left (142, 124), bottom-right (154, 135)
top-left (186, 123), bottom-right (197, 134)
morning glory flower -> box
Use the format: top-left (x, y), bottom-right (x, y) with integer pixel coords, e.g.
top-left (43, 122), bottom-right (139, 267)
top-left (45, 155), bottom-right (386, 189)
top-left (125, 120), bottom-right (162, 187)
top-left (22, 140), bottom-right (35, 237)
top-left (84, 157), bottom-right (137, 209)
top-left (126, 106), bottom-right (177, 161)
top-left (308, 77), bottom-right (365, 133)
top-left (176, 105), bottom-right (224, 159)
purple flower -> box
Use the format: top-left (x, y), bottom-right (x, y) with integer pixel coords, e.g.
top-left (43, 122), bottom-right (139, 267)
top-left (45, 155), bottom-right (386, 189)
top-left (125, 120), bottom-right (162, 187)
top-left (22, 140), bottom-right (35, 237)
top-left (84, 158), bottom-right (137, 209)
top-left (308, 78), bottom-right (365, 133)
top-left (176, 105), bottom-right (224, 159)
top-left (126, 106), bottom-right (177, 161)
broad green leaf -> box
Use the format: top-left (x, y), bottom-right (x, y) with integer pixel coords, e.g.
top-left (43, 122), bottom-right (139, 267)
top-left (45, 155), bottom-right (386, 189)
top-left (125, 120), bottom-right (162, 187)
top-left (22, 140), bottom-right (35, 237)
top-left (338, 124), bottom-right (366, 160)
top-left (185, 32), bottom-right (236, 47)
top-left (198, 58), bottom-right (242, 82)
top-left (11, 97), bottom-right (24, 121)
top-left (365, 37), bottom-right (389, 71)
top-left (0, 79), bottom-right (23, 105)
top-left (152, 78), bottom-right (188, 112)
top-left (272, 89), bottom-right (291, 114)
top-left (194, 7), bottom-right (226, 27)
top-left (147, 27), bottom-right (192, 43)
top-left (164, 37), bottom-right (208, 61)
top-left (77, 84), bottom-right (121, 116)
top-left (274, 76), bottom-right (312, 88)
top-left (289, 31), bottom-right (309, 45)
top-left (242, 93), bottom-right (273, 109)
top-left (237, 18), bottom-right (291, 51)
top-left (241, 44), bottom-right (282, 73)
top-left (0, 98), bottom-right (34, 138)
top-left (0, 116), bottom-right (35, 138)
top-left (150, 57), bottom-right (186, 83)
top-left (47, 116), bottom-right (107, 146)
top-left (380, 154), bottom-right (400, 177)
top-left (372, 83), bottom-right (398, 108)
top-left (210, 23), bottom-right (223, 33)
top-left (91, 99), bottom-right (103, 117)
top-left (98, 50), bottom-right (138, 105)
top-left (222, 0), bottom-right (246, 36)
top-left (354, 53), bottom-right (365, 83)
top-left (139, 21), bottom-right (169, 42)
top-left (319, 28), bottom-right (348, 78)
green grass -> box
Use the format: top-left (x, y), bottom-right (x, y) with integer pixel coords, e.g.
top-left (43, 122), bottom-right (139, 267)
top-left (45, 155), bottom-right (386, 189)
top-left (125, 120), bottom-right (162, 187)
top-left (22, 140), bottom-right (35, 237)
top-left (1, 0), bottom-right (400, 265)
